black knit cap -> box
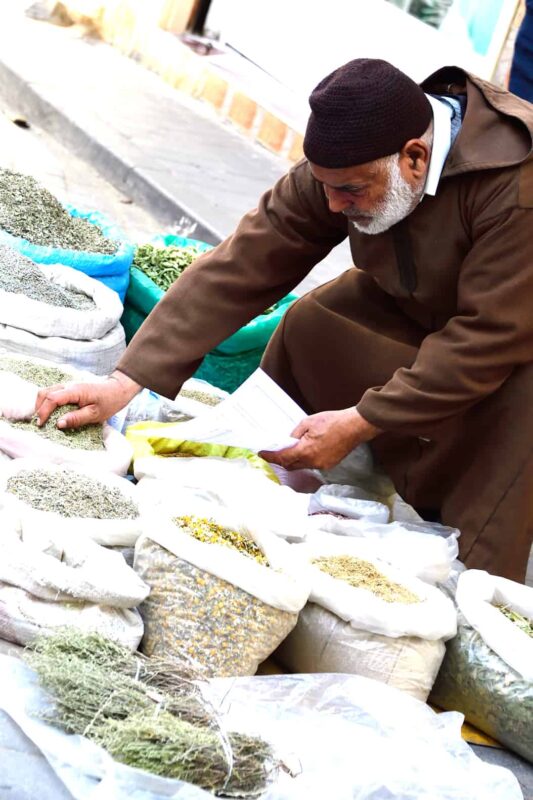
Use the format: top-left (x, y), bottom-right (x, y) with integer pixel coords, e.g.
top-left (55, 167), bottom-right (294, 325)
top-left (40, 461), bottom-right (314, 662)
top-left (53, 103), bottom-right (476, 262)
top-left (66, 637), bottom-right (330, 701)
top-left (303, 58), bottom-right (432, 168)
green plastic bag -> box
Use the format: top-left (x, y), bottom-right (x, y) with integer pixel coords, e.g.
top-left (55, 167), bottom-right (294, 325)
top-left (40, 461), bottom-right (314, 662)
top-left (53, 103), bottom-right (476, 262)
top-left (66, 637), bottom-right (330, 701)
top-left (121, 234), bottom-right (298, 390)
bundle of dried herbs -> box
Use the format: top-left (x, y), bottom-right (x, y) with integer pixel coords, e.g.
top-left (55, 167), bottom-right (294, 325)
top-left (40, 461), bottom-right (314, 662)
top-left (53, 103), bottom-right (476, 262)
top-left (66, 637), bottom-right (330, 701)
top-left (173, 515), bottom-right (268, 566)
top-left (5, 404), bottom-right (105, 451)
top-left (0, 245), bottom-right (94, 309)
top-left (179, 387), bottom-right (223, 406)
top-left (6, 467), bottom-right (139, 519)
top-left (496, 605), bottom-right (533, 638)
top-left (312, 555), bottom-right (420, 604)
top-left (0, 169), bottom-right (118, 253)
top-left (26, 630), bottom-right (276, 796)
top-left (133, 243), bottom-right (201, 291)
top-left (0, 355), bottom-right (70, 388)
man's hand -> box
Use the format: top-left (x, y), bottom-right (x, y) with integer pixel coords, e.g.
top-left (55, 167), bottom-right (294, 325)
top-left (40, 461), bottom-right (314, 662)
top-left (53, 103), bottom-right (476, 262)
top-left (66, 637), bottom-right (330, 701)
top-left (35, 370), bottom-right (142, 429)
top-left (259, 407), bottom-right (381, 471)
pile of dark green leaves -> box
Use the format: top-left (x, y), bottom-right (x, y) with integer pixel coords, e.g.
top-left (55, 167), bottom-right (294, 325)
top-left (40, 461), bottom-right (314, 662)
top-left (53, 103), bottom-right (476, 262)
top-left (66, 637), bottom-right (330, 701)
top-left (133, 243), bottom-right (202, 291)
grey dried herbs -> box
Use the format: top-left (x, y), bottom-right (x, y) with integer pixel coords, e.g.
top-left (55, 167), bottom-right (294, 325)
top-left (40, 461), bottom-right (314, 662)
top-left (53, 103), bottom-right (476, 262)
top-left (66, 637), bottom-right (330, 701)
top-left (312, 555), bottom-right (420, 604)
top-left (5, 405), bottom-right (105, 451)
top-left (0, 246), bottom-right (94, 309)
top-left (0, 169), bottom-right (118, 254)
top-left (178, 388), bottom-right (222, 407)
top-left (7, 468), bottom-right (139, 519)
top-left (0, 356), bottom-right (70, 388)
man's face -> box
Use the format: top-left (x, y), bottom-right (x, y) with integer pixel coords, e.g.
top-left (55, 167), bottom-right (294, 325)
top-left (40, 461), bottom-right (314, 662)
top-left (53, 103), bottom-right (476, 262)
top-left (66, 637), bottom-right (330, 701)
top-left (309, 140), bottom-right (429, 235)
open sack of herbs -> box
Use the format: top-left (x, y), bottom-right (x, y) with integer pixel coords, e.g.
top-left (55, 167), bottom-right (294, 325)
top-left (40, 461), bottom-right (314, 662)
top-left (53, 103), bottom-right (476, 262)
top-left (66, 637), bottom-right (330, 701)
top-left (0, 458), bottom-right (142, 547)
top-left (133, 500), bottom-right (311, 678)
top-left (0, 354), bottom-right (132, 475)
top-left (22, 629), bottom-right (280, 795)
top-left (276, 538), bottom-right (457, 702)
top-left (0, 245), bottom-right (123, 340)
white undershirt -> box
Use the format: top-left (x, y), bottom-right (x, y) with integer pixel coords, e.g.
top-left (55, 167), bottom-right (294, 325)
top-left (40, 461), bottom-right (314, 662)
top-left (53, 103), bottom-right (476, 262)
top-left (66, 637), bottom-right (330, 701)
top-left (423, 94), bottom-right (454, 197)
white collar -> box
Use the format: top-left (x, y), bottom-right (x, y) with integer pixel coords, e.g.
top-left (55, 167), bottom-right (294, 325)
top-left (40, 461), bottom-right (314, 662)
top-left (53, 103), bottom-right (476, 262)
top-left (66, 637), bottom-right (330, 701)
top-left (423, 94), bottom-right (453, 197)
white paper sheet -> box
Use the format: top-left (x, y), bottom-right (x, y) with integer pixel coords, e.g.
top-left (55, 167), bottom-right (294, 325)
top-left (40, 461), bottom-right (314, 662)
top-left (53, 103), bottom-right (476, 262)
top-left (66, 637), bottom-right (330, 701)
top-left (137, 369), bottom-right (307, 452)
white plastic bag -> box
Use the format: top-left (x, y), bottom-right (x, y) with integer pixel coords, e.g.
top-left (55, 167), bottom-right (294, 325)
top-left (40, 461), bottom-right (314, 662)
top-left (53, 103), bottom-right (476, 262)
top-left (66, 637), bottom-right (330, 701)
top-left (431, 570), bottom-right (533, 763)
top-left (0, 661), bottom-right (523, 800)
top-left (0, 262), bottom-right (123, 340)
top-left (306, 516), bottom-right (459, 585)
top-left (0, 520), bottom-right (149, 608)
top-left (0, 582), bottom-right (143, 650)
top-left (134, 499), bottom-right (311, 676)
top-left (0, 458), bottom-right (143, 547)
top-left (135, 456), bottom-right (310, 541)
top-left (277, 603), bottom-right (445, 702)
top-left (173, 378), bottom-right (229, 417)
top-left (295, 538), bottom-right (457, 640)
top-left (0, 320), bottom-right (125, 375)
top-left (309, 483), bottom-right (390, 523)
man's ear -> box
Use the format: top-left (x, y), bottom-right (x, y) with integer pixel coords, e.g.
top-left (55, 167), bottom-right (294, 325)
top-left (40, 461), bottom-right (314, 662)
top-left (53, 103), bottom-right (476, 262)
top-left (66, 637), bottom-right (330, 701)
top-left (399, 138), bottom-right (430, 182)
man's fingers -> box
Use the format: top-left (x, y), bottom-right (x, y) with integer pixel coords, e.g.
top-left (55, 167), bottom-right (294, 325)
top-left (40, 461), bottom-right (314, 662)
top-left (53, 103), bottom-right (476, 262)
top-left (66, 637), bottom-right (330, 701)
top-left (56, 404), bottom-right (100, 430)
top-left (259, 444), bottom-right (310, 470)
top-left (291, 419), bottom-right (310, 439)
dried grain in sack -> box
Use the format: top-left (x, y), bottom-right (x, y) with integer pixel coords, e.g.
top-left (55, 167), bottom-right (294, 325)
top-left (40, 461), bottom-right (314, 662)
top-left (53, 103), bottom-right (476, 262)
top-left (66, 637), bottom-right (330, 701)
top-left (134, 504), bottom-right (310, 676)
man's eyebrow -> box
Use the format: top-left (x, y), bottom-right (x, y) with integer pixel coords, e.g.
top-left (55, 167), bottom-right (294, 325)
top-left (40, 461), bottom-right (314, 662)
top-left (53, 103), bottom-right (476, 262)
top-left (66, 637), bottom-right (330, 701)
top-left (326, 182), bottom-right (368, 192)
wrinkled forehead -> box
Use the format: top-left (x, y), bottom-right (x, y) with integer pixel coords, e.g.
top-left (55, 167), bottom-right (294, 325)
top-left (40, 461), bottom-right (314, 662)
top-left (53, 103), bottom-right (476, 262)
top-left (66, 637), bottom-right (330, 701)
top-left (309, 160), bottom-right (383, 189)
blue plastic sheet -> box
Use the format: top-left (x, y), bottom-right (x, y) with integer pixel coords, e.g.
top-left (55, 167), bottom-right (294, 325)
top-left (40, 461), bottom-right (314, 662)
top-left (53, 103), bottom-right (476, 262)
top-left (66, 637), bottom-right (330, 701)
top-left (0, 205), bottom-right (134, 302)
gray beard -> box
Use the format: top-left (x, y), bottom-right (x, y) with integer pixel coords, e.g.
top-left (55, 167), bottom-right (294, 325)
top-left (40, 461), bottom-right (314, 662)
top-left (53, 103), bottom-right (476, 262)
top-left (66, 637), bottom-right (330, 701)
top-left (350, 158), bottom-right (423, 235)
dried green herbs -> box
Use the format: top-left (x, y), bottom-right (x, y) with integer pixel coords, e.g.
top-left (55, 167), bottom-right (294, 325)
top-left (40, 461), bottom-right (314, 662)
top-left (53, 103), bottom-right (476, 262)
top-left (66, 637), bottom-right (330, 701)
top-left (6, 468), bottom-right (139, 519)
top-left (431, 611), bottom-right (533, 763)
top-left (26, 630), bottom-right (276, 795)
top-left (312, 555), bottom-right (420, 604)
top-left (133, 243), bottom-right (201, 291)
top-left (173, 515), bottom-right (268, 565)
top-left (0, 169), bottom-right (118, 253)
top-left (5, 404), bottom-right (105, 451)
top-left (0, 245), bottom-right (94, 309)
top-left (179, 387), bottom-right (222, 406)
top-left (0, 356), bottom-right (70, 388)
top-left (496, 605), bottom-right (533, 638)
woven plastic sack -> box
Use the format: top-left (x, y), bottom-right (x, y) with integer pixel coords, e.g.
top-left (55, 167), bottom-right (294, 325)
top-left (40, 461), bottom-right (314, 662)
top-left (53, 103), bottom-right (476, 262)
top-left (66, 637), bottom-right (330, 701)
top-left (431, 570), bottom-right (533, 762)
top-left (0, 319), bottom-right (126, 375)
top-left (0, 518), bottom-right (149, 608)
top-left (0, 262), bottom-right (123, 340)
top-left (0, 582), bottom-right (143, 650)
top-left (134, 500), bottom-right (310, 676)
top-left (0, 206), bottom-right (133, 301)
top-left (277, 603), bottom-right (445, 702)
top-left (0, 355), bottom-right (133, 475)
top-left (0, 458), bottom-right (143, 547)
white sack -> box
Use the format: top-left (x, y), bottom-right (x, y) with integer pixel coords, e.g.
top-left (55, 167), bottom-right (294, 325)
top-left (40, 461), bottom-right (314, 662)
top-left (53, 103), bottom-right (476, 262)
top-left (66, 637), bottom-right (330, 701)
top-left (0, 581), bottom-right (143, 650)
top-left (0, 320), bottom-right (125, 375)
top-left (173, 378), bottom-right (229, 418)
top-left (0, 521), bottom-right (149, 608)
top-left (135, 456), bottom-right (310, 541)
top-left (309, 484), bottom-right (390, 523)
top-left (296, 539), bottom-right (457, 640)
top-left (0, 458), bottom-right (143, 547)
top-left (0, 263), bottom-right (122, 340)
top-left (277, 603), bottom-right (445, 702)
top-left (306, 516), bottom-right (459, 585)
top-left (456, 569), bottom-right (533, 681)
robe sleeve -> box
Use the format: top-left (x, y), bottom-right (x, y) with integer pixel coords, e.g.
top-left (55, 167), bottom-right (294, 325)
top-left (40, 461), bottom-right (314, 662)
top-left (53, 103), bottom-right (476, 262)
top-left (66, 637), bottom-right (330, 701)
top-left (117, 161), bottom-right (347, 398)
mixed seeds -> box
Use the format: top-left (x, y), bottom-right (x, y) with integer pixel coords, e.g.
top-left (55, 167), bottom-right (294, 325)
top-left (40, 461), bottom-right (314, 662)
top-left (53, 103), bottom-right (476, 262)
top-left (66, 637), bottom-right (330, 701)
top-left (178, 388), bottom-right (222, 407)
top-left (312, 555), bottom-right (421, 604)
top-left (6, 467), bottom-right (139, 519)
top-left (136, 539), bottom-right (296, 677)
top-left (0, 169), bottom-right (118, 253)
top-left (496, 605), bottom-right (533, 638)
top-left (0, 245), bottom-right (94, 309)
top-left (173, 515), bottom-right (268, 565)
top-left (6, 404), bottom-right (105, 451)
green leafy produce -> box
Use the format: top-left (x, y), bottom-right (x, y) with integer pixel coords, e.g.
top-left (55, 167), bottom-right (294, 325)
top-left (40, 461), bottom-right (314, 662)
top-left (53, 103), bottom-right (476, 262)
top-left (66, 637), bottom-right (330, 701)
top-left (133, 243), bottom-right (201, 291)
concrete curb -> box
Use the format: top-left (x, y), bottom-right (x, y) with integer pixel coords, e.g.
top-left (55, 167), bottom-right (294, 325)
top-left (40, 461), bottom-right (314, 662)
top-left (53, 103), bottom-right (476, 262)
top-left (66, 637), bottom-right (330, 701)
top-left (0, 58), bottom-right (222, 245)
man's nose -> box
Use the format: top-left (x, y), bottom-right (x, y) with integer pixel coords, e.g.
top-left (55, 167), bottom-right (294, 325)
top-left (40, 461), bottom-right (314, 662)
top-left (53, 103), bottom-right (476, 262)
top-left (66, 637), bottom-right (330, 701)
top-left (325, 187), bottom-right (355, 213)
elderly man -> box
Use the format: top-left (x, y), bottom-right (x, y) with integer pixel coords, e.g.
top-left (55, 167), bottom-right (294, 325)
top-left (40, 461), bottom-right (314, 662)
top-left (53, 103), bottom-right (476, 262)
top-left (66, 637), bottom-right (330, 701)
top-left (37, 59), bottom-right (533, 582)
